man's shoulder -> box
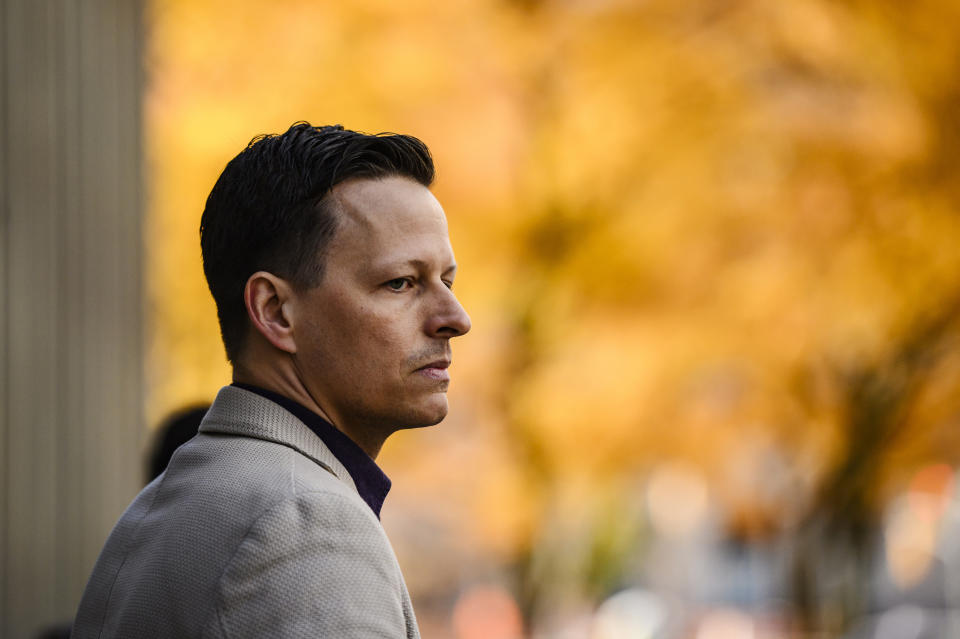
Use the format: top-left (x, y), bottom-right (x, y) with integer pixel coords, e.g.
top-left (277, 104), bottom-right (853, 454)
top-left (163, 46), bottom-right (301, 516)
top-left (163, 432), bottom-right (386, 565)
top-left (72, 431), bottom-right (392, 639)
top-left (163, 426), bottom-right (361, 518)
top-left (213, 484), bottom-right (407, 639)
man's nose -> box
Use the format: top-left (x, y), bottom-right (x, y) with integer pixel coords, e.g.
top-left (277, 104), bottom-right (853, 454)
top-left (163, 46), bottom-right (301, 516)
top-left (427, 286), bottom-right (471, 338)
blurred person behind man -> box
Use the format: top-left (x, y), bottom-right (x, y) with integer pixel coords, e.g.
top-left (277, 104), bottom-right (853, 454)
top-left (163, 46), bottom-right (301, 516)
top-left (71, 123), bottom-right (471, 638)
top-left (146, 405), bottom-right (210, 482)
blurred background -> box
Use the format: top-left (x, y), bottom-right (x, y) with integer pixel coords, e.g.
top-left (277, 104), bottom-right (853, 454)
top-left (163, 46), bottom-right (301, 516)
top-left (3, 0), bottom-right (960, 637)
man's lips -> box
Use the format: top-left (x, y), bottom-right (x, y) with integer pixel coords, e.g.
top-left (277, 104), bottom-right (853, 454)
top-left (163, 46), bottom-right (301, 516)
top-left (416, 360), bottom-right (450, 381)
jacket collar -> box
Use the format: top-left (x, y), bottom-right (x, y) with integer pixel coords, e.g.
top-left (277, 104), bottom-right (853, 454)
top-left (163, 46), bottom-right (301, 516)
top-left (198, 385), bottom-right (358, 495)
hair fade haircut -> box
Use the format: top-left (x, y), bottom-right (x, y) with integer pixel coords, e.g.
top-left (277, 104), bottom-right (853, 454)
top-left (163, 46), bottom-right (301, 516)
top-left (200, 122), bottom-right (435, 364)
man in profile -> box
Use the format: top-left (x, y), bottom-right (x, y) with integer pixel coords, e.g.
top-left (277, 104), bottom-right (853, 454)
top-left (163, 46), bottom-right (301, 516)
top-left (73, 123), bottom-right (471, 638)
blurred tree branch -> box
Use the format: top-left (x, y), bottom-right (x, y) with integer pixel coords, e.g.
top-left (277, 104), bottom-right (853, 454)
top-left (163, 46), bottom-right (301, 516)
top-left (792, 290), bottom-right (960, 633)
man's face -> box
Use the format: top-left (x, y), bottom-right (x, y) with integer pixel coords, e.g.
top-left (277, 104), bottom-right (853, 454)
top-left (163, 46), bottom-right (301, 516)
top-left (289, 176), bottom-right (471, 446)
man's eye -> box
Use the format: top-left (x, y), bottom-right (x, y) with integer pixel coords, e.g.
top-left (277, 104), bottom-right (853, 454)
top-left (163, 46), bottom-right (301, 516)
top-left (385, 278), bottom-right (411, 291)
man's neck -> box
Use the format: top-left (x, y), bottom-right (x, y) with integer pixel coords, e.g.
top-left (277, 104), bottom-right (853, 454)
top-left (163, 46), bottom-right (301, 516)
top-left (231, 363), bottom-right (386, 459)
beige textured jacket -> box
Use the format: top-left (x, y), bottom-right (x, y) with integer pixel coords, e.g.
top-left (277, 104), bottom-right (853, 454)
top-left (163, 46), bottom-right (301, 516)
top-left (72, 385), bottom-right (420, 638)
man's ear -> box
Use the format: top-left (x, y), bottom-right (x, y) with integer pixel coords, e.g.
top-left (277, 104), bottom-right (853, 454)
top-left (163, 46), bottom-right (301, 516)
top-left (244, 271), bottom-right (297, 354)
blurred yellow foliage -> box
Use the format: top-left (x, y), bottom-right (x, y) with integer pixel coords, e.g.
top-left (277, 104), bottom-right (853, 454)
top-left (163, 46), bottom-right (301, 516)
top-left (146, 0), bottom-right (960, 630)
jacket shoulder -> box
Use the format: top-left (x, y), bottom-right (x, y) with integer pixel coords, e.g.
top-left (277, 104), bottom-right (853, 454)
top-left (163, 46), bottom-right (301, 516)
top-left (213, 489), bottom-right (409, 638)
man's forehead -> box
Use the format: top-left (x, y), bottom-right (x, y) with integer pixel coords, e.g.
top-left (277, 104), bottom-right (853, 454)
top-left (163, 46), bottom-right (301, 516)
top-left (330, 176), bottom-right (447, 231)
top-left (325, 176), bottom-right (455, 269)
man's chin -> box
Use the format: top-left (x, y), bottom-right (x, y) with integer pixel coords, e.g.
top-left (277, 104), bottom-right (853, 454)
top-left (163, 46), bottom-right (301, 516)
top-left (396, 397), bottom-right (449, 430)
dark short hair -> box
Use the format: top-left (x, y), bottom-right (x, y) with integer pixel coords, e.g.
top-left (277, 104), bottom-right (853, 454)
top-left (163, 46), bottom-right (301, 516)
top-left (200, 122), bottom-right (435, 363)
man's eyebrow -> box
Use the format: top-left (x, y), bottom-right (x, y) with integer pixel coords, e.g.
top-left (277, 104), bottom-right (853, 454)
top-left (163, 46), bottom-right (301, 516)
top-left (376, 259), bottom-right (458, 275)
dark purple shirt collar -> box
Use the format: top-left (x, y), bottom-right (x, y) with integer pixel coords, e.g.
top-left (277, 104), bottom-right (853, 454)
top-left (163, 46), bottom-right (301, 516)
top-left (231, 382), bottom-right (392, 519)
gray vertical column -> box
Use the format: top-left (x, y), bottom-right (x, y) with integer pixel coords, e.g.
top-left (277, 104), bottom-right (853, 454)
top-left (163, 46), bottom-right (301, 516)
top-left (1, 1), bottom-right (144, 637)
top-left (0, 0), bottom-right (7, 633)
